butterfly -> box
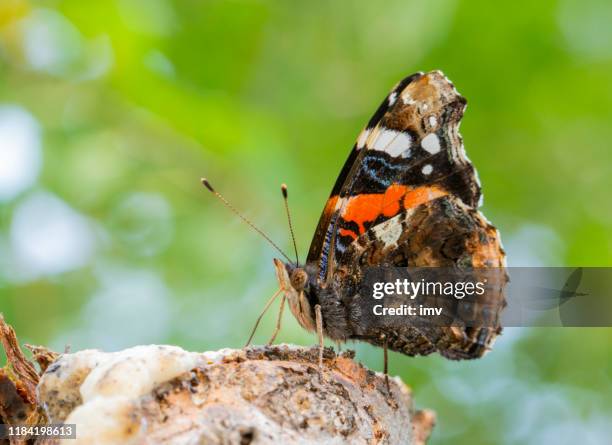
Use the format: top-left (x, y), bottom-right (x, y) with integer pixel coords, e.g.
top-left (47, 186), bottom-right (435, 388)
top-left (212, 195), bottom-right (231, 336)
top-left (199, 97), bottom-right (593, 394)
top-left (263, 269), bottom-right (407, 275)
top-left (272, 71), bottom-right (506, 363)
top-left (204, 70), bottom-right (506, 371)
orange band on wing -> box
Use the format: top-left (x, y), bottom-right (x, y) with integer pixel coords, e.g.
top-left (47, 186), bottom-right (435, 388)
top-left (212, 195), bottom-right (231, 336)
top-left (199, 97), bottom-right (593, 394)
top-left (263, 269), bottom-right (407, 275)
top-left (341, 184), bottom-right (407, 234)
top-left (341, 184), bottom-right (447, 235)
top-left (403, 185), bottom-right (447, 210)
top-left (321, 195), bottom-right (339, 218)
top-left (339, 228), bottom-right (358, 240)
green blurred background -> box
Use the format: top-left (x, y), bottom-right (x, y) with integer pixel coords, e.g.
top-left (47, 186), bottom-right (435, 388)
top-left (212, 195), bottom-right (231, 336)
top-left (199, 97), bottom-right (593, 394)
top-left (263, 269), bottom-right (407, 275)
top-left (1, 0), bottom-right (611, 443)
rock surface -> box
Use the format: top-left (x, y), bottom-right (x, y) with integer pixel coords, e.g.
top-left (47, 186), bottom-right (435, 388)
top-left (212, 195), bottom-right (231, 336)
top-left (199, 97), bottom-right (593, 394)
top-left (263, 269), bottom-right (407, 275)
top-left (37, 344), bottom-right (435, 445)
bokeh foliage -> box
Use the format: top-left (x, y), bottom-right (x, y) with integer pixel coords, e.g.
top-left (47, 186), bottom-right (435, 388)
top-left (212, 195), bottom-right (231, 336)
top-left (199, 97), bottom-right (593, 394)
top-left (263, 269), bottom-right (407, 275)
top-left (0, 0), bottom-right (611, 443)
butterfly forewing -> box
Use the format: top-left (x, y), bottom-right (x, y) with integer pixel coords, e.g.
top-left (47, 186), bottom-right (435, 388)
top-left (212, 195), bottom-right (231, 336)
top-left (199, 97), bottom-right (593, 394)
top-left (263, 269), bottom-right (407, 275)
top-left (307, 71), bottom-right (483, 282)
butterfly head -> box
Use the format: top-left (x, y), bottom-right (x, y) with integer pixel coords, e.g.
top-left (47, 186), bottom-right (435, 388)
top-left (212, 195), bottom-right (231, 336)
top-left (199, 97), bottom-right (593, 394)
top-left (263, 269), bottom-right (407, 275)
top-left (273, 258), bottom-right (316, 332)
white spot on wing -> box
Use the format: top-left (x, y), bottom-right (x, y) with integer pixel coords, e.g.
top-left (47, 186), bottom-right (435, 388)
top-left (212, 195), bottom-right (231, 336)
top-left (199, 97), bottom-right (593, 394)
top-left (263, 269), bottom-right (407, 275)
top-left (402, 93), bottom-right (415, 105)
top-left (356, 128), bottom-right (371, 149)
top-left (372, 129), bottom-right (395, 151)
top-left (373, 217), bottom-right (403, 247)
top-left (388, 92), bottom-right (397, 106)
top-left (428, 115), bottom-right (437, 127)
top-left (422, 164), bottom-right (433, 175)
top-left (421, 133), bottom-right (441, 154)
top-left (371, 128), bottom-right (412, 157)
top-left (386, 133), bottom-right (412, 157)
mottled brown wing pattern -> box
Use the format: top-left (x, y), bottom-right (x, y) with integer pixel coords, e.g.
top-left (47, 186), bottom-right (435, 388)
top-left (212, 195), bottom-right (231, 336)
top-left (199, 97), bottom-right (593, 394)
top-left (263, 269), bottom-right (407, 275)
top-left (342, 196), bottom-right (506, 359)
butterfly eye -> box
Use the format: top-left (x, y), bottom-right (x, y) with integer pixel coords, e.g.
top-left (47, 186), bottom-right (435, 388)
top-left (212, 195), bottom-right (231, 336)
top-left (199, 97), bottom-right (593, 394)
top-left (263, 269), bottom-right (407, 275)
top-left (290, 269), bottom-right (308, 292)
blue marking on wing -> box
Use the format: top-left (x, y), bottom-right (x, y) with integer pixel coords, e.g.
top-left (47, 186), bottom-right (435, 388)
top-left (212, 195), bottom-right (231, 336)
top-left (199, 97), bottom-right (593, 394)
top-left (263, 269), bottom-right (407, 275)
top-left (318, 218), bottom-right (335, 281)
top-left (360, 155), bottom-right (405, 188)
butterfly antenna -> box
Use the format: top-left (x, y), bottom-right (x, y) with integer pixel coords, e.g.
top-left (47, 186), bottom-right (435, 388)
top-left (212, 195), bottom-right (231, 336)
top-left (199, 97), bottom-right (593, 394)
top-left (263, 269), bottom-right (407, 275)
top-left (281, 184), bottom-right (300, 266)
top-left (201, 178), bottom-right (293, 264)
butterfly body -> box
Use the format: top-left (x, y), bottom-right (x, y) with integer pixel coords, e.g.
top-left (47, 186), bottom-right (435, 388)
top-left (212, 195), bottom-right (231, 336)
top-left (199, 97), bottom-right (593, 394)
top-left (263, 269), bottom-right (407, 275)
top-left (275, 71), bottom-right (506, 360)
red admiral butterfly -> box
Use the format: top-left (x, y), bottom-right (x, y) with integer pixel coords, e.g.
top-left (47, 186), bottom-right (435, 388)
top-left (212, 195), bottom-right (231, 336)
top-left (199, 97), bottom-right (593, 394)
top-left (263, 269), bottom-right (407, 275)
top-left (204, 70), bottom-right (506, 370)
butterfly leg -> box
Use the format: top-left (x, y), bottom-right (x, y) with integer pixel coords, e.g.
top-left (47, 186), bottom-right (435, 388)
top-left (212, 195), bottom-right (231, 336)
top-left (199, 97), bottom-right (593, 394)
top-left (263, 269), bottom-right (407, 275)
top-left (381, 333), bottom-right (390, 391)
top-left (315, 304), bottom-right (324, 370)
top-left (245, 288), bottom-right (282, 347)
top-left (267, 295), bottom-right (286, 345)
